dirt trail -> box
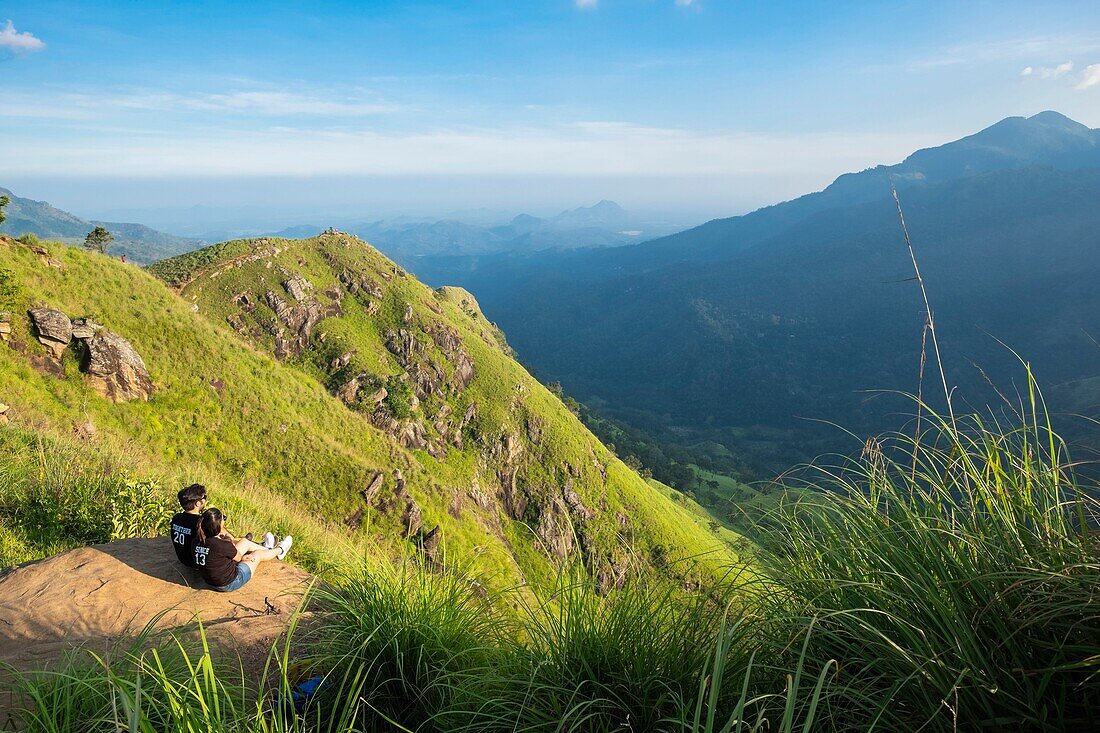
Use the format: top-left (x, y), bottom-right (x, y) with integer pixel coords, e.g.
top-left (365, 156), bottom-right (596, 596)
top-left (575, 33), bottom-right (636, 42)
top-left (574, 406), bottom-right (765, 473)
top-left (0, 537), bottom-right (312, 671)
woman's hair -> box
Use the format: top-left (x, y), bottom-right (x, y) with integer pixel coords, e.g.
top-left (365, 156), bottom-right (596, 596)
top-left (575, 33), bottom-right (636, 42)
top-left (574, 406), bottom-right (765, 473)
top-left (197, 507), bottom-right (224, 544)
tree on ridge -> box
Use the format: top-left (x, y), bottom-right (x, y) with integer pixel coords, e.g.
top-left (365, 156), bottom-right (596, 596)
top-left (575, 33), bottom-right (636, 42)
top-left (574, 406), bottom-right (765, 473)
top-left (84, 226), bottom-right (114, 254)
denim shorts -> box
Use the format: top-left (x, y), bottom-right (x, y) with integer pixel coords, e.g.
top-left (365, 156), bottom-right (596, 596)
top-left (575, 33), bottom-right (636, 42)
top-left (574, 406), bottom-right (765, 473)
top-left (211, 561), bottom-right (252, 592)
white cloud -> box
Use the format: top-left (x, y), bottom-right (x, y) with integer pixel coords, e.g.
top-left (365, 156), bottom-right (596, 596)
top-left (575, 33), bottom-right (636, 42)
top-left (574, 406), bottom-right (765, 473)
top-left (0, 20), bottom-right (44, 54)
top-left (1077, 63), bottom-right (1100, 90)
top-left (1037, 61), bottom-right (1074, 79)
top-left (1020, 66), bottom-right (1033, 76)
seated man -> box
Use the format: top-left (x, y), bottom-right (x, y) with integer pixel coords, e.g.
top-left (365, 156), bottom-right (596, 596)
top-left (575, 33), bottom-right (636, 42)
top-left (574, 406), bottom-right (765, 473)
top-left (170, 483), bottom-right (273, 568)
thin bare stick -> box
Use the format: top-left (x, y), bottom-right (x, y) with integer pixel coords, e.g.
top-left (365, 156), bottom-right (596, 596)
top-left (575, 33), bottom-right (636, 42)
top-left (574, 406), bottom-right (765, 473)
top-left (912, 317), bottom-right (929, 480)
top-left (891, 183), bottom-right (956, 430)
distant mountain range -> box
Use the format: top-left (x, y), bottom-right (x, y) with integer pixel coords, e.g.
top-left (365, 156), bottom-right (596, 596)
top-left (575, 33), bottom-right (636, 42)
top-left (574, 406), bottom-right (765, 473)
top-left (0, 187), bottom-right (202, 264)
top-left (402, 112), bottom-right (1100, 473)
top-left (266, 200), bottom-right (681, 263)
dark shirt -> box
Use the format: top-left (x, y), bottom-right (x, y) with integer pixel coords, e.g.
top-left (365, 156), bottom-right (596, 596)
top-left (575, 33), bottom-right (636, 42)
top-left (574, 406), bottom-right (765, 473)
top-left (195, 535), bottom-right (239, 588)
top-left (170, 513), bottom-right (201, 568)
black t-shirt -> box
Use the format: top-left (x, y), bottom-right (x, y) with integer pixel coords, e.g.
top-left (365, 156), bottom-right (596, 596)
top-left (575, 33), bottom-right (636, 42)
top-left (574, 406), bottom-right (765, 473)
top-left (195, 535), bottom-right (239, 587)
top-left (170, 513), bottom-right (201, 568)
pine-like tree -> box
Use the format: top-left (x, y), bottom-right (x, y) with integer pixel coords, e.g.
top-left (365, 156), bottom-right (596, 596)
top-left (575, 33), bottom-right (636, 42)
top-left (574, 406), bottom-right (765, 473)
top-left (83, 226), bottom-right (114, 254)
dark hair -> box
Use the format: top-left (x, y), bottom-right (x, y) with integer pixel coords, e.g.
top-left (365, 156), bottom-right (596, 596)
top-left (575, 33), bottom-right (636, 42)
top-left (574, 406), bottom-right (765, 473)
top-left (177, 483), bottom-right (207, 511)
top-left (196, 507), bottom-right (224, 544)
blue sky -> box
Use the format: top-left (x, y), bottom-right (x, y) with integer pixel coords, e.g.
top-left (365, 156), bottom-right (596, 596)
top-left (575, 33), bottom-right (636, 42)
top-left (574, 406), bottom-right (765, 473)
top-left (3, 1), bottom-right (1100, 225)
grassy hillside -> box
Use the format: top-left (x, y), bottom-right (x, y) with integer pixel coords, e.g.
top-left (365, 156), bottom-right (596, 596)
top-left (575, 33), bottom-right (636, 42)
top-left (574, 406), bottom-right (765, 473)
top-left (0, 233), bottom-right (738, 590)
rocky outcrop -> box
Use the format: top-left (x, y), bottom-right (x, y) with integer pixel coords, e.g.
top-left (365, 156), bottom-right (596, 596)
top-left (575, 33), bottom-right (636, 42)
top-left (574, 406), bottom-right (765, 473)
top-left (384, 329), bottom-right (446, 399)
top-left (562, 477), bottom-right (594, 520)
top-left (83, 332), bottom-right (154, 402)
top-left (594, 553), bottom-right (632, 595)
top-left (391, 470), bottom-right (423, 537)
top-left (418, 525), bottom-right (443, 570)
top-left (498, 466), bottom-right (527, 521)
top-left (526, 415), bottom-right (544, 445)
top-left (360, 471), bottom-right (385, 505)
top-left (70, 318), bottom-right (101, 340)
top-left (0, 312), bottom-right (12, 342)
top-left (535, 497), bottom-right (575, 560)
top-left (338, 269), bottom-right (383, 299)
top-left (0, 402), bottom-right (9, 426)
top-left (21, 308), bottom-right (152, 402)
top-left (264, 289), bottom-right (340, 360)
top-left (397, 420), bottom-right (430, 451)
top-left (281, 274), bottom-right (314, 302)
top-left (28, 308), bottom-right (72, 358)
top-left (427, 323), bottom-right (475, 393)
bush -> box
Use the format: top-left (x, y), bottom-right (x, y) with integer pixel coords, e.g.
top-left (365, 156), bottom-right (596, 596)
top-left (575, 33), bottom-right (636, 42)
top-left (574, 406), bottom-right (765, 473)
top-left (0, 431), bottom-right (174, 565)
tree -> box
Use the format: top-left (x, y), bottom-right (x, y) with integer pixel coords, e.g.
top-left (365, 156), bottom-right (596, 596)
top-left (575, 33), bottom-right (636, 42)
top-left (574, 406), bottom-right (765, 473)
top-left (0, 195), bottom-right (9, 226)
top-left (83, 226), bottom-right (113, 254)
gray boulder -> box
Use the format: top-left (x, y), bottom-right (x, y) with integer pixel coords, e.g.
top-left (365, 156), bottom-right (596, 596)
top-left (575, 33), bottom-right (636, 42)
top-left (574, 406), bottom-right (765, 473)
top-left (84, 332), bottom-right (154, 402)
top-left (28, 308), bottom-right (72, 358)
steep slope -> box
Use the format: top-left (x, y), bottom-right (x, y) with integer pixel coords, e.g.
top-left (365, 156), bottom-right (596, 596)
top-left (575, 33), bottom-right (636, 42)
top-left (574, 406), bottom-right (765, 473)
top-left (426, 165), bottom-right (1100, 472)
top-left (0, 233), bottom-right (737, 592)
top-left (0, 186), bottom-right (201, 264)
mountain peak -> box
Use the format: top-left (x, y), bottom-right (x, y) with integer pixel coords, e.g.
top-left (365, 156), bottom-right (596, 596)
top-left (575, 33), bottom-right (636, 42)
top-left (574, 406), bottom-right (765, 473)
top-left (1026, 110), bottom-right (1090, 130)
top-left (590, 199), bottom-right (624, 211)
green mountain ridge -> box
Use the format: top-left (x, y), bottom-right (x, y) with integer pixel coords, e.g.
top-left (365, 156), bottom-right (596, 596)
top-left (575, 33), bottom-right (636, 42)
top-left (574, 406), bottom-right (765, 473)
top-left (0, 187), bottom-right (202, 264)
top-left (0, 231), bottom-right (739, 590)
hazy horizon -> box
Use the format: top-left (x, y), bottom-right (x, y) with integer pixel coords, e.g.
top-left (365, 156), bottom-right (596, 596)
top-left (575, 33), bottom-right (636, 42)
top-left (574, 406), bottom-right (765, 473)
top-left (4, 1), bottom-right (1100, 231)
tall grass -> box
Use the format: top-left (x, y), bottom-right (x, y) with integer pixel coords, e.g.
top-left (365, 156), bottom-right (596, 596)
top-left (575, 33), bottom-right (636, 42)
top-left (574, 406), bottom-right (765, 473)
top-left (0, 428), bottom-right (173, 566)
top-left (753, 395), bottom-right (1100, 731)
top-left (5, 398), bottom-right (1097, 731)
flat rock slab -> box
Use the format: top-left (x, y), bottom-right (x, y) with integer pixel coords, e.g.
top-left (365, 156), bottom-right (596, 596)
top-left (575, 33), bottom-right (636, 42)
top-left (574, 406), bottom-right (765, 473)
top-left (0, 537), bottom-right (313, 671)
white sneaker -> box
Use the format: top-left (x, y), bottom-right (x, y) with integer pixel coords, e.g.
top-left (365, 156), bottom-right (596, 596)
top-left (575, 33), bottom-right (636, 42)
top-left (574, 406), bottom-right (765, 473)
top-left (262, 532), bottom-right (276, 549)
top-left (276, 535), bottom-right (293, 560)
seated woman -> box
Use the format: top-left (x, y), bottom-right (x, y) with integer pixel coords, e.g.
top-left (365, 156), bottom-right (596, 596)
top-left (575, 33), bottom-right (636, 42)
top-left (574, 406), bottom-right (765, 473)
top-left (194, 507), bottom-right (293, 592)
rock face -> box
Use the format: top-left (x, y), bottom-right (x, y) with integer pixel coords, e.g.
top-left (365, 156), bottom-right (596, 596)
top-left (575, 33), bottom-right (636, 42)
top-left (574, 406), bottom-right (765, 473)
top-left (0, 312), bottom-right (11, 342)
top-left (264, 289), bottom-right (340, 360)
top-left (70, 318), bottom-right (101, 340)
top-left (282, 274), bottom-right (314, 302)
top-left (0, 402), bottom-right (9, 426)
top-left (28, 308), bottom-right (72, 358)
top-left (83, 332), bottom-right (154, 402)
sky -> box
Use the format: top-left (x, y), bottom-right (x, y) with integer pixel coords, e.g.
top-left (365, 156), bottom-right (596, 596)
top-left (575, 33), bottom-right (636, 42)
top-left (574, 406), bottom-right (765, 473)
top-left (3, 0), bottom-right (1100, 229)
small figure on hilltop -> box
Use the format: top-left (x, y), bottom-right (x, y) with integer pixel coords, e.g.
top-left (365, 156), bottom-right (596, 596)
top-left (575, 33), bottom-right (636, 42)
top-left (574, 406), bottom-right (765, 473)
top-left (170, 483), bottom-right (279, 571)
top-left (195, 507), bottom-right (292, 593)
top-left (83, 226), bottom-right (114, 254)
